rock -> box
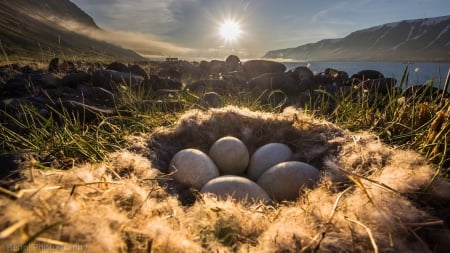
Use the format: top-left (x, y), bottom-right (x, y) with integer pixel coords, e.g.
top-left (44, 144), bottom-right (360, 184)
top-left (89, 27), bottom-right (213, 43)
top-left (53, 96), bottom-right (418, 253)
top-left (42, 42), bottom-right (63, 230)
top-left (91, 70), bottom-right (144, 92)
top-left (169, 149), bottom-right (220, 189)
top-left (209, 136), bottom-right (249, 175)
top-left (403, 83), bottom-right (449, 100)
top-left (257, 161), bottom-right (320, 201)
top-left (225, 55), bottom-right (242, 72)
top-left (48, 57), bottom-right (60, 73)
top-left (143, 75), bottom-right (182, 91)
top-left (209, 60), bottom-right (226, 77)
top-left (315, 68), bottom-right (349, 86)
top-left (198, 92), bottom-right (223, 108)
top-left (201, 175), bottom-right (271, 203)
top-left (59, 71), bottom-right (91, 89)
top-left (129, 64), bottom-right (149, 79)
top-left (243, 60), bottom-right (286, 79)
top-left (185, 79), bottom-right (228, 94)
top-left (351, 70), bottom-right (384, 81)
top-left (361, 77), bottom-right (399, 95)
top-left (247, 143), bottom-right (293, 181)
top-left (58, 100), bottom-right (118, 122)
top-left (291, 66), bottom-right (318, 92)
top-left (4, 73), bottom-right (61, 97)
top-left (248, 72), bottom-right (301, 96)
top-left (77, 85), bottom-right (116, 106)
top-left (106, 61), bottom-right (129, 72)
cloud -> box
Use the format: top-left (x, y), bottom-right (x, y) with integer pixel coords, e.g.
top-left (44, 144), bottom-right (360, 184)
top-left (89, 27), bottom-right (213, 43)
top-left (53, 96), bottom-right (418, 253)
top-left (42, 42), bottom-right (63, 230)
top-left (43, 15), bottom-right (194, 56)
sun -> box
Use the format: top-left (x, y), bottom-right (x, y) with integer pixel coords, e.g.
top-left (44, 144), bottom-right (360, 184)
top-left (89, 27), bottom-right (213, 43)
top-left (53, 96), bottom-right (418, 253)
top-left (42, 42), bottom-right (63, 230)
top-left (219, 19), bottom-right (242, 43)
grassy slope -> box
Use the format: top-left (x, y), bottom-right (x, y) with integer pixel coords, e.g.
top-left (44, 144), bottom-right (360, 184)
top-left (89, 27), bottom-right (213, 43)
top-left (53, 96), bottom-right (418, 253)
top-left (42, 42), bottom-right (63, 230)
top-left (0, 0), bottom-right (144, 62)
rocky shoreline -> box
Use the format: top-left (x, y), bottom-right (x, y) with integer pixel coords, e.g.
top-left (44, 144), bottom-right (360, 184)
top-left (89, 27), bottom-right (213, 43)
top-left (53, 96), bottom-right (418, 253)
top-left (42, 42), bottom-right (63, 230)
top-left (2, 55), bottom-right (447, 121)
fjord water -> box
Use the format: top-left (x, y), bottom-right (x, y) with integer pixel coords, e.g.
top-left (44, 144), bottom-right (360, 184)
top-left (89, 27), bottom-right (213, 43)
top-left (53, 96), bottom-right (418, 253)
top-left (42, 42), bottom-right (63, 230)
top-left (283, 61), bottom-right (450, 88)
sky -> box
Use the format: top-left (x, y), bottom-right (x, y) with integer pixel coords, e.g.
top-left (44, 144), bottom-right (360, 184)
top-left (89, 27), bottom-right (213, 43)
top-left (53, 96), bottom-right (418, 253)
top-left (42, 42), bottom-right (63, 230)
top-left (70, 0), bottom-right (449, 59)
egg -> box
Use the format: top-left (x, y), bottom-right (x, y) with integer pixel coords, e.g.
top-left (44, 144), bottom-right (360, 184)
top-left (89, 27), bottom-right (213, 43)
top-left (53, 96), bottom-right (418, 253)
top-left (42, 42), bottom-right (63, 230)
top-left (209, 136), bottom-right (249, 175)
top-left (257, 161), bottom-right (320, 201)
top-left (247, 143), bottom-right (293, 181)
top-left (169, 149), bottom-right (220, 189)
top-left (201, 175), bottom-right (271, 203)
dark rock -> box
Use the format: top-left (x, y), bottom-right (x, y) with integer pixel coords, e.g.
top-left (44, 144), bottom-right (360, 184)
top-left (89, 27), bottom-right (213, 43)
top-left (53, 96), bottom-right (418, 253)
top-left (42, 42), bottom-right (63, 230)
top-left (291, 66), bottom-right (318, 92)
top-left (185, 79), bottom-right (228, 94)
top-left (59, 71), bottom-right (91, 89)
top-left (158, 64), bottom-right (181, 80)
top-left (351, 69), bottom-right (385, 81)
top-left (180, 61), bottom-right (201, 80)
top-left (209, 60), bottom-right (226, 77)
top-left (225, 55), bottom-right (242, 72)
top-left (243, 60), bottom-right (286, 79)
top-left (106, 61), bottom-right (129, 72)
top-left (77, 85), bottom-right (116, 106)
top-left (403, 83), bottom-right (449, 100)
top-left (0, 97), bottom-right (46, 113)
top-left (316, 68), bottom-right (349, 86)
top-left (361, 78), bottom-right (399, 95)
top-left (91, 70), bottom-right (144, 92)
top-left (58, 100), bottom-right (118, 122)
top-left (144, 75), bottom-right (182, 91)
top-left (248, 72), bottom-right (301, 96)
top-left (197, 60), bottom-right (211, 78)
top-left (4, 73), bottom-right (61, 97)
top-left (198, 92), bottom-right (223, 108)
top-left (129, 64), bottom-right (149, 79)
top-left (48, 57), bottom-right (60, 73)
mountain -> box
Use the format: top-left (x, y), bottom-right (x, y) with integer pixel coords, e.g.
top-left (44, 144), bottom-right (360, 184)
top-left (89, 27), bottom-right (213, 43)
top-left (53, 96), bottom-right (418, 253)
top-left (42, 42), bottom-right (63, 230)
top-left (264, 15), bottom-right (450, 62)
top-left (0, 0), bottom-right (144, 61)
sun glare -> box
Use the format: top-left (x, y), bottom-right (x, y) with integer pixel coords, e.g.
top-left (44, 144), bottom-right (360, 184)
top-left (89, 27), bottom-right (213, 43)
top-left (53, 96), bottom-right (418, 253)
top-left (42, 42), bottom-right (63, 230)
top-left (219, 19), bottom-right (242, 42)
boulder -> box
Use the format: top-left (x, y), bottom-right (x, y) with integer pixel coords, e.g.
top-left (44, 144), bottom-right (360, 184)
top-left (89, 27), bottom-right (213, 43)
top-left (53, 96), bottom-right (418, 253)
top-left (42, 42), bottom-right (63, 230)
top-left (198, 92), bottom-right (223, 108)
top-left (185, 79), bottom-right (228, 94)
top-left (4, 73), bottom-right (61, 97)
top-left (143, 75), bottom-right (182, 91)
top-left (243, 60), bottom-right (286, 79)
top-left (291, 66), bottom-right (318, 92)
top-left (315, 68), bottom-right (349, 86)
top-left (106, 61), bottom-right (129, 72)
top-left (248, 72), bottom-right (301, 98)
top-left (201, 175), bottom-right (271, 203)
top-left (91, 70), bottom-right (144, 92)
top-left (361, 77), bottom-right (399, 95)
top-left (128, 64), bottom-right (149, 79)
top-left (225, 55), bottom-right (242, 72)
top-left (59, 71), bottom-right (91, 89)
top-left (351, 69), bottom-right (384, 81)
top-left (257, 161), bottom-right (320, 201)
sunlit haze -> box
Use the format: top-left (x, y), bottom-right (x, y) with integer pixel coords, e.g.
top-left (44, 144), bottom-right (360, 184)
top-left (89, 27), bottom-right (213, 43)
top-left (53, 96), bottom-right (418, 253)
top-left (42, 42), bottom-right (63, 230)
top-left (71, 0), bottom-right (449, 59)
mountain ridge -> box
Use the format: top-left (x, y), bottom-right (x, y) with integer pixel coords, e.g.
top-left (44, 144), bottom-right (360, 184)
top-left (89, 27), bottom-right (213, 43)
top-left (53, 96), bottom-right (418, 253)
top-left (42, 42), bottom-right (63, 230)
top-left (264, 15), bottom-right (450, 62)
top-left (0, 0), bottom-right (144, 61)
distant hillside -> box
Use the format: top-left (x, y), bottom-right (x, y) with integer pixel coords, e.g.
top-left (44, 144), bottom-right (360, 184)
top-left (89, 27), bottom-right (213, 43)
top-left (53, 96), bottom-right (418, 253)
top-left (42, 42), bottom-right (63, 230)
top-left (264, 15), bottom-right (450, 62)
top-left (0, 0), bottom-right (143, 61)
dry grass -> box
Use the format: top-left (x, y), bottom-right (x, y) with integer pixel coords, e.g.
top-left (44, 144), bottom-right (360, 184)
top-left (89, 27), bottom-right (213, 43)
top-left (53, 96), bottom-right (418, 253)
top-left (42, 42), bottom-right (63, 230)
top-left (1, 106), bottom-right (449, 252)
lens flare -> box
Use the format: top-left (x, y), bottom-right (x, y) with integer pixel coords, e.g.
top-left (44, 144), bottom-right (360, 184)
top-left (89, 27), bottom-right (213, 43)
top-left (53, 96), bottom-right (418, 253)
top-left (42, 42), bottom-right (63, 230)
top-left (219, 19), bottom-right (242, 42)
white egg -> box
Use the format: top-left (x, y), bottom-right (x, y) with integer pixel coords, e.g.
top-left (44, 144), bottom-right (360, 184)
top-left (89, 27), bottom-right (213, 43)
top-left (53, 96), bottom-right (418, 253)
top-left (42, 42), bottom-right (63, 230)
top-left (257, 161), bottom-right (320, 201)
top-left (209, 136), bottom-right (249, 175)
top-left (247, 143), bottom-right (293, 181)
top-left (201, 175), bottom-right (271, 203)
top-left (169, 149), bottom-right (220, 189)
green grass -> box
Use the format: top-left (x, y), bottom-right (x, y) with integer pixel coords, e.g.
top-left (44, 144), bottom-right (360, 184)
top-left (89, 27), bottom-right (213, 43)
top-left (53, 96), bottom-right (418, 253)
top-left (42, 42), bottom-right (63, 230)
top-left (0, 64), bottom-right (449, 176)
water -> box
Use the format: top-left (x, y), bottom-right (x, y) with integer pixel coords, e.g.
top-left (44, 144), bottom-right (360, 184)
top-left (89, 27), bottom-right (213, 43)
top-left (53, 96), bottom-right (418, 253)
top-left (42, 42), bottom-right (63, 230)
top-left (283, 61), bottom-right (450, 88)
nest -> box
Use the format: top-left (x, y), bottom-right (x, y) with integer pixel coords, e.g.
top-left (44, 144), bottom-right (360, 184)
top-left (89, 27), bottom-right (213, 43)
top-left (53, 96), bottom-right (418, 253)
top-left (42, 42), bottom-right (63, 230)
top-left (1, 106), bottom-right (449, 252)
